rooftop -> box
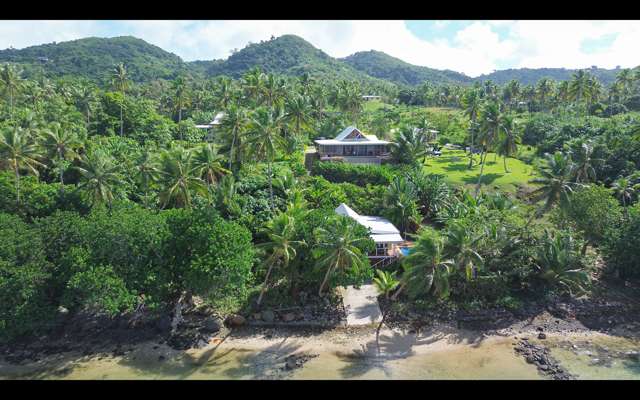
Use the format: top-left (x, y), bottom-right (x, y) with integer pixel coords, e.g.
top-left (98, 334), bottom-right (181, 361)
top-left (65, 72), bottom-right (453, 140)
top-left (315, 126), bottom-right (392, 146)
top-left (335, 203), bottom-right (403, 244)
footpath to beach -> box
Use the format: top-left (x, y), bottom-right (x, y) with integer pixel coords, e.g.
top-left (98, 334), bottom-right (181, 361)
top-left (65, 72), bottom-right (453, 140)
top-left (339, 284), bottom-right (383, 327)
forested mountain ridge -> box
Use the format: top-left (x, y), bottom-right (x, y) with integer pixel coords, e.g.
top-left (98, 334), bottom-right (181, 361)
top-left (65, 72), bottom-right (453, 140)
top-left (341, 50), bottom-right (473, 86)
top-left (0, 36), bottom-right (189, 83)
top-left (0, 34), bottom-right (633, 88)
top-left (189, 35), bottom-right (396, 89)
top-left (475, 67), bottom-right (623, 86)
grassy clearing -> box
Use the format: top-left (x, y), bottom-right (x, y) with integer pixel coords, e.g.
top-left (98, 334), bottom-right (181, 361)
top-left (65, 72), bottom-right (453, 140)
top-left (424, 149), bottom-right (540, 193)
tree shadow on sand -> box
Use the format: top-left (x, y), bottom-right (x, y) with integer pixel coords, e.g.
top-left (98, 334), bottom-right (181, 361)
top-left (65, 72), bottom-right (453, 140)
top-left (333, 328), bottom-right (450, 379)
top-left (220, 337), bottom-right (304, 380)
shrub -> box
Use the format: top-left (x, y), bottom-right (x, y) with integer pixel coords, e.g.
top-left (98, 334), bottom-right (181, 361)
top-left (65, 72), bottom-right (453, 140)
top-left (311, 161), bottom-right (395, 186)
top-left (603, 203), bottom-right (640, 280)
top-left (63, 265), bottom-right (137, 316)
top-left (163, 207), bottom-right (256, 306)
top-left (0, 213), bottom-right (54, 341)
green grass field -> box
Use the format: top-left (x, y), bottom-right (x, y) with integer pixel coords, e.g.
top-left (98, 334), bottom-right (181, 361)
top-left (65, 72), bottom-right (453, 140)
top-left (424, 149), bottom-right (540, 192)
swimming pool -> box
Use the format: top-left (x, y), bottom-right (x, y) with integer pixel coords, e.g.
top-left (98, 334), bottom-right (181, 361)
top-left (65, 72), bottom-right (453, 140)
top-left (399, 247), bottom-right (413, 256)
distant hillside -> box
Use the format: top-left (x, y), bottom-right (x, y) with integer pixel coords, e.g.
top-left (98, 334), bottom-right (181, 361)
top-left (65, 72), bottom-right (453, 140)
top-left (186, 35), bottom-right (396, 89)
top-left (0, 36), bottom-right (190, 83)
top-left (341, 50), bottom-right (472, 86)
top-left (475, 67), bottom-right (622, 86)
top-left (0, 34), bottom-right (630, 89)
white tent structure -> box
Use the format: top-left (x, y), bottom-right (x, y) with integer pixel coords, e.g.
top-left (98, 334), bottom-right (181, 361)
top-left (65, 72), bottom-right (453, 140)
top-left (335, 203), bottom-right (404, 266)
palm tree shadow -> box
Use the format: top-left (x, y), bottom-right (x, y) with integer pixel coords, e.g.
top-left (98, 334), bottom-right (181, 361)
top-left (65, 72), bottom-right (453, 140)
top-left (334, 329), bottom-right (446, 379)
top-left (221, 337), bottom-right (303, 380)
top-left (461, 173), bottom-right (502, 185)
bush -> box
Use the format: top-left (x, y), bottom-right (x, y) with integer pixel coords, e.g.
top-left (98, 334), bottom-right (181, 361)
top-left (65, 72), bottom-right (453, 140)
top-left (0, 172), bottom-right (88, 220)
top-left (0, 213), bottom-right (54, 341)
top-left (603, 203), bottom-right (640, 280)
top-left (311, 161), bottom-right (395, 186)
top-left (63, 265), bottom-right (137, 316)
top-left (163, 207), bottom-right (256, 306)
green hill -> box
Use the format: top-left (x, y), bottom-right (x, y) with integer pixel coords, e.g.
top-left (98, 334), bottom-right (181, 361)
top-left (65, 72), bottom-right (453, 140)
top-left (0, 36), bottom-right (190, 83)
top-left (190, 35), bottom-right (395, 88)
top-left (0, 34), bottom-right (630, 89)
top-left (341, 50), bottom-right (473, 86)
top-left (475, 67), bottom-right (622, 86)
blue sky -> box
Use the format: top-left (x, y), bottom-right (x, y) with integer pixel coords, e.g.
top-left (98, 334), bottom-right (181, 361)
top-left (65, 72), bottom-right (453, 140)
top-left (0, 20), bottom-right (638, 77)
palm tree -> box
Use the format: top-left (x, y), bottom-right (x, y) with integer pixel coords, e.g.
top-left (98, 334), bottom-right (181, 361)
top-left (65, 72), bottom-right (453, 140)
top-left (390, 126), bottom-right (429, 166)
top-left (76, 151), bottom-right (121, 210)
top-left (247, 107), bottom-right (285, 211)
top-left (615, 69), bottom-right (634, 101)
top-left (462, 89), bottom-right (482, 156)
top-left (171, 76), bottom-right (190, 125)
top-left (444, 222), bottom-right (483, 281)
top-left (72, 84), bottom-right (97, 129)
top-left (529, 151), bottom-right (577, 216)
top-left (475, 100), bottom-right (503, 196)
top-left (215, 76), bottom-right (235, 109)
top-left (0, 64), bottom-right (24, 122)
top-left (255, 212), bottom-right (305, 306)
top-left (568, 139), bottom-right (602, 184)
top-left (192, 143), bottom-right (230, 199)
top-left (556, 80), bottom-right (570, 104)
top-left (156, 147), bottom-right (207, 209)
top-left (242, 67), bottom-right (266, 105)
top-left (568, 70), bottom-right (591, 105)
top-left (314, 216), bottom-right (370, 297)
top-left (111, 63), bottom-right (129, 136)
top-left (383, 175), bottom-right (420, 236)
top-left (0, 127), bottom-right (45, 205)
top-left (612, 176), bottom-right (635, 207)
top-left (284, 94), bottom-right (312, 139)
top-left (134, 150), bottom-right (160, 208)
top-left (218, 104), bottom-right (250, 173)
top-left (393, 229), bottom-right (454, 300)
top-left (262, 74), bottom-right (285, 108)
top-left (533, 230), bottom-right (590, 295)
top-left (495, 114), bottom-right (519, 173)
top-left (536, 78), bottom-right (555, 111)
top-left (372, 269), bottom-right (400, 352)
top-left (40, 122), bottom-right (81, 188)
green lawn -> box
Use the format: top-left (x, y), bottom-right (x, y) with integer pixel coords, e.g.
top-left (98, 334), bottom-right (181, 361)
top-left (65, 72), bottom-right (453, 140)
top-left (424, 149), bottom-right (540, 193)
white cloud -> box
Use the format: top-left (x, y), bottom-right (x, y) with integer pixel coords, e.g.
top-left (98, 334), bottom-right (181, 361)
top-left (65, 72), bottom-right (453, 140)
top-left (2, 20), bottom-right (640, 77)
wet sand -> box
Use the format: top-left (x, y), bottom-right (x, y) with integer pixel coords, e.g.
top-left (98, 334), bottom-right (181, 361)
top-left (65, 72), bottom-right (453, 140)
top-left (2, 324), bottom-right (638, 380)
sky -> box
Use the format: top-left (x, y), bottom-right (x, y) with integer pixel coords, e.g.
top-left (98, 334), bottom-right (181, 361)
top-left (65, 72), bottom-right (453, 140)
top-left (1, 20), bottom-right (639, 77)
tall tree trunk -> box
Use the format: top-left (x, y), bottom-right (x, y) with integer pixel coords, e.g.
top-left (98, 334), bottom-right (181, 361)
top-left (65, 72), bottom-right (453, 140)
top-left (503, 155), bottom-right (509, 173)
top-left (119, 99), bottom-right (124, 136)
top-left (14, 164), bottom-right (20, 206)
top-left (267, 161), bottom-right (274, 212)
top-left (229, 130), bottom-right (237, 171)
top-left (475, 151), bottom-right (488, 197)
top-left (390, 282), bottom-right (406, 301)
top-left (256, 262), bottom-right (275, 307)
top-left (318, 260), bottom-right (338, 297)
top-left (581, 242), bottom-right (589, 256)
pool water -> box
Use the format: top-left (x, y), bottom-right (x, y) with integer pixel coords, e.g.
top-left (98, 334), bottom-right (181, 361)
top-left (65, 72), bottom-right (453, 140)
top-left (399, 247), bottom-right (412, 256)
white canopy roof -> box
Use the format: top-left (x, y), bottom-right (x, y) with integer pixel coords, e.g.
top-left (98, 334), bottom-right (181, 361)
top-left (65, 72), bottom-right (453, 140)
top-left (335, 203), bottom-right (404, 244)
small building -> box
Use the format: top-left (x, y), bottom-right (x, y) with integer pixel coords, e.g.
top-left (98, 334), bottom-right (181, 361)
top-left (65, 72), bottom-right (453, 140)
top-left (314, 126), bottom-right (393, 165)
top-left (335, 203), bottom-right (404, 268)
top-left (362, 95), bottom-right (382, 101)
